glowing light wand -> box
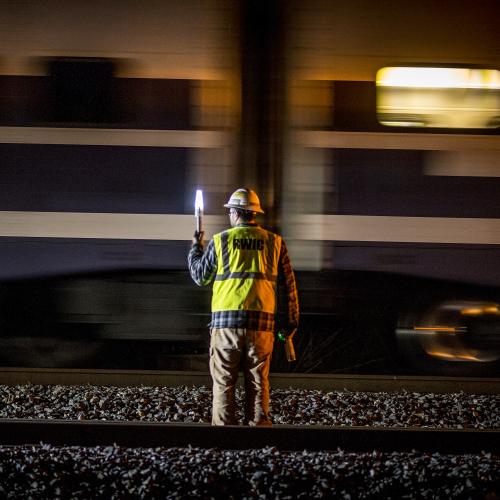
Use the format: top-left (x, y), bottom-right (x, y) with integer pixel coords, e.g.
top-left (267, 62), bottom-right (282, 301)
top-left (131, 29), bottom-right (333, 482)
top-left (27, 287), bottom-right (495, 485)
top-left (194, 189), bottom-right (204, 233)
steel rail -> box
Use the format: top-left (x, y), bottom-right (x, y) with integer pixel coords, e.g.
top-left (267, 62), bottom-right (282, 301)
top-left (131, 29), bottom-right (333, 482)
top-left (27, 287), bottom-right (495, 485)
top-left (0, 368), bottom-right (499, 394)
top-left (0, 419), bottom-right (498, 453)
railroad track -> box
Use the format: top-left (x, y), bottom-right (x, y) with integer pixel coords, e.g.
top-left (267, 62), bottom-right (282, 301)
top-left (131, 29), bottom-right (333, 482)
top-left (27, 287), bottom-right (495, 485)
top-left (0, 419), bottom-right (499, 453)
top-left (1, 368), bottom-right (498, 454)
top-left (1, 368), bottom-right (499, 393)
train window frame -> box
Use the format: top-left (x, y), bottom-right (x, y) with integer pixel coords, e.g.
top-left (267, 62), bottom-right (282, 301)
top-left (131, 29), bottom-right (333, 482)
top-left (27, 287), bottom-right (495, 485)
top-left (376, 65), bottom-right (500, 129)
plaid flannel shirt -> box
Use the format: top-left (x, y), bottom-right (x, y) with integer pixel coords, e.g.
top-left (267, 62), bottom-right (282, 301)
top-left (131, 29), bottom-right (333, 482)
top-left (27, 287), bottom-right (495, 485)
top-left (188, 224), bottom-right (299, 333)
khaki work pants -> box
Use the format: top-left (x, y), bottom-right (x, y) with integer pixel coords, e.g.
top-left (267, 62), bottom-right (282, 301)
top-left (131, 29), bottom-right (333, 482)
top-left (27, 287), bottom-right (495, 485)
top-left (209, 328), bottom-right (274, 426)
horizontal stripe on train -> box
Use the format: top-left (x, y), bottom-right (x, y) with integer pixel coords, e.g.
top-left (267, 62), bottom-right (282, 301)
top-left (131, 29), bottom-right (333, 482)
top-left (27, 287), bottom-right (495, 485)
top-left (292, 215), bottom-right (500, 245)
top-left (0, 127), bottom-right (229, 147)
top-left (1, 127), bottom-right (498, 150)
top-left (293, 131), bottom-right (500, 151)
top-left (1, 212), bottom-right (500, 245)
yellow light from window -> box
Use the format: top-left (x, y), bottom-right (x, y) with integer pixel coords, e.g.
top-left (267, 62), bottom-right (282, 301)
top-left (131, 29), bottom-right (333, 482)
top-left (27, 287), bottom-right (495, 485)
top-left (426, 351), bottom-right (482, 361)
top-left (414, 326), bottom-right (458, 333)
top-left (460, 308), bottom-right (484, 316)
top-left (483, 306), bottom-right (500, 314)
top-left (376, 67), bottom-right (500, 89)
top-left (376, 66), bottom-right (500, 128)
top-left (460, 305), bottom-right (500, 315)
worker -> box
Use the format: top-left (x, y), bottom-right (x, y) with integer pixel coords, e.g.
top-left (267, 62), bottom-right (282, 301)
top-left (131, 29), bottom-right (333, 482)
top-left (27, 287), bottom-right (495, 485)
top-left (188, 188), bottom-right (299, 426)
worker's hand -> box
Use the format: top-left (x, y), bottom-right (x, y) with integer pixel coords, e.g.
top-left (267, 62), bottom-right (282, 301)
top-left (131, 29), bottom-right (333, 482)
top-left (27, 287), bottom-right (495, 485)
top-left (192, 230), bottom-right (204, 246)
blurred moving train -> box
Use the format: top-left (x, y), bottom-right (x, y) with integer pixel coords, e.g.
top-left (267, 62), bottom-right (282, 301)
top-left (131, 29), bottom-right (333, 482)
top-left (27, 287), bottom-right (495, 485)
top-left (0, 0), bottom-right (499, 374)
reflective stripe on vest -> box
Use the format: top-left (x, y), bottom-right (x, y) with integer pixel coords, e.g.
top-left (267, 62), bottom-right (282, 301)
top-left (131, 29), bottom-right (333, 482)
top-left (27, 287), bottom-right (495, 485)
top-left (212, 226), bottom-right (281, 313)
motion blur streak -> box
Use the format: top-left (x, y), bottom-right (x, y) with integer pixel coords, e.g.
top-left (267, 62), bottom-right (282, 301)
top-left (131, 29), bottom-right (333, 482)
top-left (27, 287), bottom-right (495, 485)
top-left (414, 327), bottom-right (460, 333)
top-left (0, 127), bottom-right (230, 148)
top-left (0, 0), bottom-right (498, 373)
top-left (0, 212), bottom-right (226, 241)
top-left (291, 215), bottom-right (500, 245)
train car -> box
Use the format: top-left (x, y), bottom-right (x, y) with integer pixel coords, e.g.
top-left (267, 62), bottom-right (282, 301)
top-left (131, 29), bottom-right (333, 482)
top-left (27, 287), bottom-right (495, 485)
top-left (0, 0), bottom-right (241, 367)
top-left (0, 0), bottom-right (499, 373)
top-left (282, 0), bottom-right (500, 374)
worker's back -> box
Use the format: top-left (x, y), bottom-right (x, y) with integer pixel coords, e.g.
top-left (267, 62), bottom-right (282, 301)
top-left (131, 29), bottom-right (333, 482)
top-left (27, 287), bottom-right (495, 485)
top-left (212, 224), bottom-right (282, 314)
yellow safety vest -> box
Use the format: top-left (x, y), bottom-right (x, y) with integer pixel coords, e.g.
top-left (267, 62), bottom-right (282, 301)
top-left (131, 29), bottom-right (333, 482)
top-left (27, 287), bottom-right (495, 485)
top-left (212, 225), bottom-right (282, 313)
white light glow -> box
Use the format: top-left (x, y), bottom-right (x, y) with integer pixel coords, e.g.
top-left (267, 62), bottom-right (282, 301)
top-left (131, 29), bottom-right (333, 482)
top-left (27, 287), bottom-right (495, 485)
top-left (195, 189), bottom-right (204, 213)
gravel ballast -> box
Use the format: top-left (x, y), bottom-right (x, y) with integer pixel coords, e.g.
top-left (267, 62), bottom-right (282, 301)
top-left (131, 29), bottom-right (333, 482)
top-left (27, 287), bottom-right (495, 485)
top-left (0, 384), bottom-right (498, 429)
top-left (0, 444), bottom-right (498, 499)
top-left (1, 384), bottom-right (499, 498)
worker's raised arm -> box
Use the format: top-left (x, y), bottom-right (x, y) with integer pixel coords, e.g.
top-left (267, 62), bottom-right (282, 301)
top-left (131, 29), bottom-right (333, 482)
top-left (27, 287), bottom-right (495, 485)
top-left (188, 238), bottom-right (217, 286)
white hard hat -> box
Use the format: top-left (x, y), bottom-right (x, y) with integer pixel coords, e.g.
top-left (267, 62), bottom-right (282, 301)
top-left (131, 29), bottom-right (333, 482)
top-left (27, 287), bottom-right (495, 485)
top-left (223, 188), bottom-right (264, 214)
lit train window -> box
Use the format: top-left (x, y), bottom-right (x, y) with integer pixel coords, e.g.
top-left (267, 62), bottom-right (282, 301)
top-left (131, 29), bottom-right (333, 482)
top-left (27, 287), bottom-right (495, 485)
top-left (376, 67), bottom-right (500, 129)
